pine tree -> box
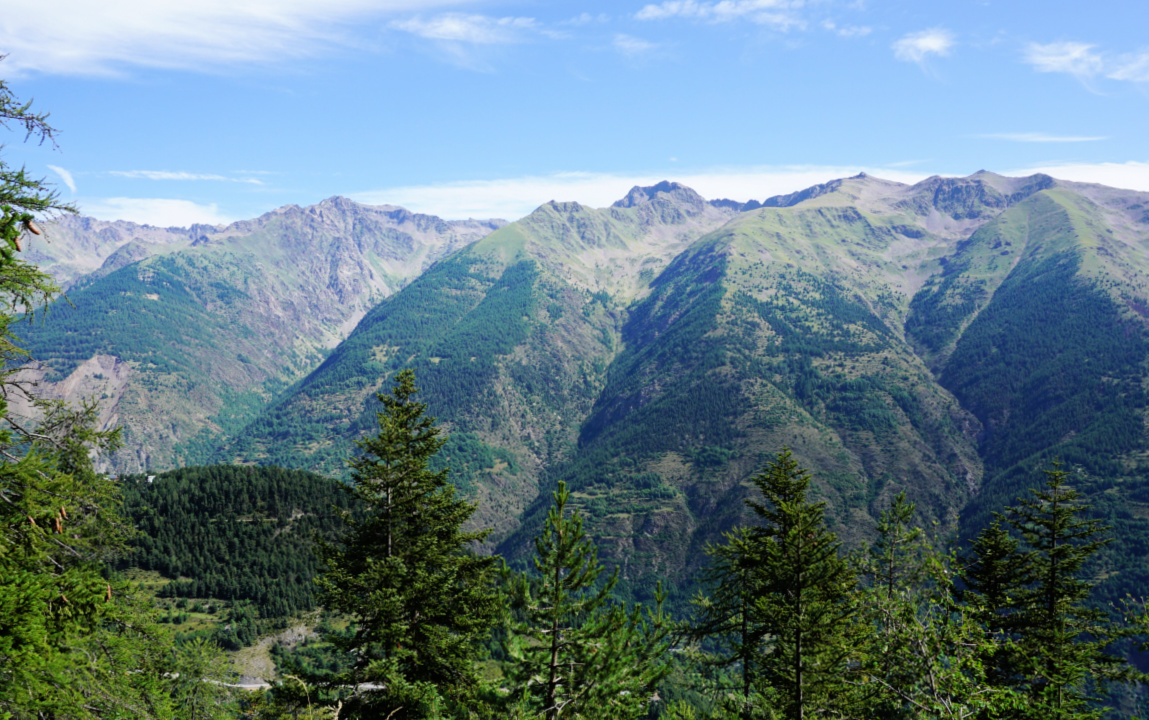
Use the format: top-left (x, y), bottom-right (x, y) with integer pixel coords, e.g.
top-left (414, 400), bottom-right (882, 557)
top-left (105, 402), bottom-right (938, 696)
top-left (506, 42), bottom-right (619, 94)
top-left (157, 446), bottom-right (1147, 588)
top-left (686, 526), bottom-right (771, 719)
top-left (1008, 463), bottom-right (1127, 718)
top-left (744, 448), bottom-right (860, 720)
top-left (504, 480), bottom-right (670, 720)
top-left (316, 368), bottom-right (500, 719)
top-left (858, 493), bottom-right (1025, 720)
top-left (959, 516), bottom-right (1033, 696)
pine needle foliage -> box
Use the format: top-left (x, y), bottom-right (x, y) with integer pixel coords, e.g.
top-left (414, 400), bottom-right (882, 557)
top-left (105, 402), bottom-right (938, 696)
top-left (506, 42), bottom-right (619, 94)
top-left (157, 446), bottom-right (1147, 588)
top-left (504, 480), bottom-right (670, 720)
top-left (744, 449), bottom-right (861, 720)
top-left (1010, 464), bottom-right (1128, 718)
top-left (0, 65), bottom-right (234, 720)
top-left (316, 368), bottom-right (500, 719)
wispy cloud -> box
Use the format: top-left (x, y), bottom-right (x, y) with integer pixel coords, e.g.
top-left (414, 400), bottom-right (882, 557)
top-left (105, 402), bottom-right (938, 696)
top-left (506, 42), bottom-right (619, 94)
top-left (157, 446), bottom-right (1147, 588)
top-left (1007, 161), bottom-right (1149, 193)
top-left (822, 20), bottom-right (871, 38)
top-left (1023, 42), bottom-right (1103, 78)
top-left (635, 0), bottom-right (805, 31)
top-left (0, 0), bottom-right (477, 76)
top-left (892, 28), bottom-right (955, 65)
top-left (47, 165), bottom-right (76, 193)
top-left (1108, 51), bottom-right (1149, 83)
top-left (976, 132), bottom-right (1107, 143)
top-left (391, 13), bottom-right (537, 44)
top-left (108, 170), bottom-right (262, 184)
top-left (613, 34), bottom-right (659, 57)
top-left (562, 13), bottom-right (610, 26)
top-left (352, 166), bottom-right (930, 221)
top-left (81, 197), bottom-right (232, 227)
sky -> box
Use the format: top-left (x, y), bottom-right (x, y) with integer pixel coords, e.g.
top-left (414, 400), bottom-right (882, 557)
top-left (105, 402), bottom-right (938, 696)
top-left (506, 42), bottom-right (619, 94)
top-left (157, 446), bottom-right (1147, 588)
top-left (3, 0), bottom-right (1149, 226)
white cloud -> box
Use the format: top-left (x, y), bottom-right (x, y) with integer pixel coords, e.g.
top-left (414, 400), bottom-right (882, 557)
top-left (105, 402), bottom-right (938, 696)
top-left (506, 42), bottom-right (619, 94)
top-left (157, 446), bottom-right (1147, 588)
top-left (822, 20), bottom-right (871, 38)
top-left (1109, 52), bottom-right (1149, 83)
top-left (1007, 162), bottom-right (1149, 193)
top-left (81, 198), bottom-right (232, 227)
top-left (892, 28), bottom-right (955, 64)
top-left (1023, 42), bottom-right (1103, 78)
top-left (108, 170), bottom-right (262, 184)
top-left (976, 133), bottom-right (1107, 143)
top-left (613, 34), bottom-right (658, 57)
top-left (46, 165), bottom-right (76, 193)
top-left (391, 13), bottom-right (536, 44)
top-left (352, 166), bottom-right (930, 221)
top-left (0, 0), bottom-right (477, 76)
top-left (635, 0), bottom-right (805, 30)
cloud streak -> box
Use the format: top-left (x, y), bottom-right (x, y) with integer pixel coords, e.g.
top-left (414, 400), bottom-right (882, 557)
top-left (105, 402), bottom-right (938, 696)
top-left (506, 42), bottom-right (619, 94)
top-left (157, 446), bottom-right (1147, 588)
top-left (613, 34), bottom-right (659, 57)
top-left (391, 14), bottom-right (537, 44)
top-left (47, 165), bottom-right (76, 193)
top-left (1023, 42), bottom-right (1103, 78)
top-left (1023, 42), bottom-right (1149, 85)
top-left (0, 0), bottom-right (478, 76)
top-left (108, 170), bottom-right (262, 184)
top-left (635, 0), bottom-right (805, 30)
top-left (1007, 161), bottom-right (1149, 193)
top-left (81, 197), bottom-right (232, 227)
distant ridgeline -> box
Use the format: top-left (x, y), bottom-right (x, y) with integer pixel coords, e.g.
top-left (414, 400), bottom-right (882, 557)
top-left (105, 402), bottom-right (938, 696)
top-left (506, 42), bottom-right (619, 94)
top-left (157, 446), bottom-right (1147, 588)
top-left (30, 173), bottom-right (1149, 608)
top-left (120, 465), bottom-right (361, 618)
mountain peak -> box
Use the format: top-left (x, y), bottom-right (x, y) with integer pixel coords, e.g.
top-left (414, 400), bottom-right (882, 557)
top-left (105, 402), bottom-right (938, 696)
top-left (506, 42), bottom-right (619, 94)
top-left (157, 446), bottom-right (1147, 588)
top-left (612, 181), bottom-right (706, 209)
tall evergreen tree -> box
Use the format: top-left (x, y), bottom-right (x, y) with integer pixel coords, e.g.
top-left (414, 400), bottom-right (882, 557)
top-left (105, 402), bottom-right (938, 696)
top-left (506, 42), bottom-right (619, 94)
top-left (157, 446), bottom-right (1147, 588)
top-left (957, 462), bottom-right (1139, 719)
top-left (316, 368), bottom-right (500, 719)
top-left (686, 526), bottom-right (771, 719)
top-left (959, 517), bottom-right (1033, 697)
top-left (858, 493), bottom-right (1025, 720)
top-left (504, 480), bottom-right (670, 720)
top-left (745, 449), bottom-right (860, 720)
top-left (1009, 463), bottom-right (1127, 718)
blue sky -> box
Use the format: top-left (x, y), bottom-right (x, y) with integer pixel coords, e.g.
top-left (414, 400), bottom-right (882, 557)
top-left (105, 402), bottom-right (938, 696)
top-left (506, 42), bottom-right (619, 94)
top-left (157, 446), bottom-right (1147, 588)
top-left (4, 0), bottom-right (1149, 225)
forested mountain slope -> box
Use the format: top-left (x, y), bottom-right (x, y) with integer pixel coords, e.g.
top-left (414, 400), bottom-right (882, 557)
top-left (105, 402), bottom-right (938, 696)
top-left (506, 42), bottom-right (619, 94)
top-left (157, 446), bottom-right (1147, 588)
top-left (220, 172), bottom-right (1149, 602)
top-left (906, 183), bottom-right (1149, 600)
top-left (15, 198), bottom-right (502, 471)
top-left (23, 172), bottom-right (1149, 602)
top-left (223, 183), bottom-right (735, 538)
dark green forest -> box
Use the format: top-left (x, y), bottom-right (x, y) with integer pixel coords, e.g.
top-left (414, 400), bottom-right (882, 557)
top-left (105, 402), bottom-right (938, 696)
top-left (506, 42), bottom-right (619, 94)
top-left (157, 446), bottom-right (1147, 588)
top-left (121, 465), bottom-right (360, 619)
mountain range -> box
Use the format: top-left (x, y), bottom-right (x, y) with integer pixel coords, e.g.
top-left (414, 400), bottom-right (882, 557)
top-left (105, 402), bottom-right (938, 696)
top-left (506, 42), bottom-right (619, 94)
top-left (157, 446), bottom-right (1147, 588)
top-left (17, 172), bottom-right (1149, 601)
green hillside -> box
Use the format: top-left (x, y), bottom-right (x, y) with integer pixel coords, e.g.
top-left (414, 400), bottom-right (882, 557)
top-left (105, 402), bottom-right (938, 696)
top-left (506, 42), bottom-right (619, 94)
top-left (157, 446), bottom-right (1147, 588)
top-left (14, 198), bottom-right (498, 472)
top-left (908, 188), bottom-right (1149, 600)
top-left (223, 184), bottom-right (734, 539)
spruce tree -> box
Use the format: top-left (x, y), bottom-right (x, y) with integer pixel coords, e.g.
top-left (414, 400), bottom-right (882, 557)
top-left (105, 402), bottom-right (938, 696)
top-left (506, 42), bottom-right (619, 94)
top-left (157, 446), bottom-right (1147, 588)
top-left (686, 526), bottom-right (770, 719)
top-left (960, 516), bottom-right (1033, 696)
top-left (745, 449), bottom-right (860, 720)
top-left (316, 369), bottom-right (500, 719)
top-left (504, 480), bottom-right (670, 720)
top-left (857, 493), bottom-right (1025, 720)
top-left (1009, 463), bottom-right (1126, 718)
